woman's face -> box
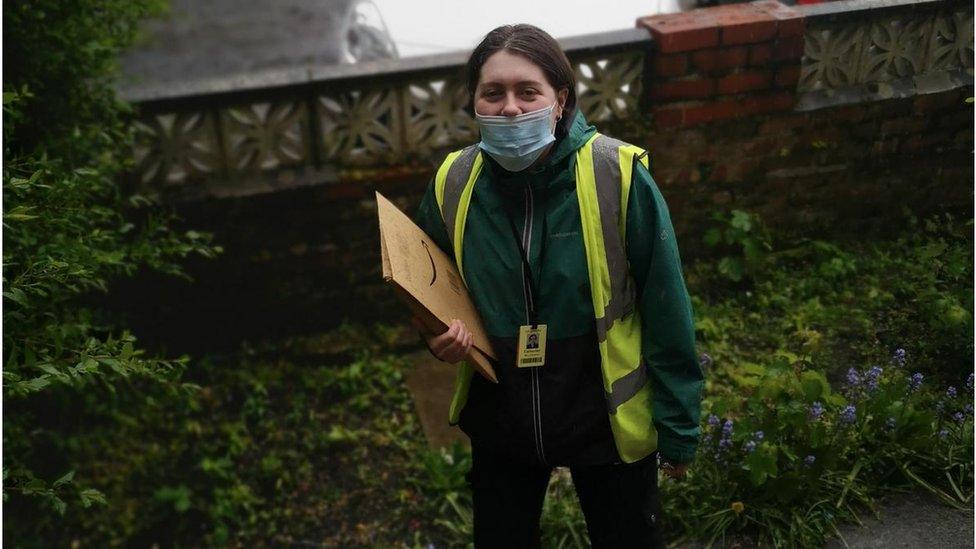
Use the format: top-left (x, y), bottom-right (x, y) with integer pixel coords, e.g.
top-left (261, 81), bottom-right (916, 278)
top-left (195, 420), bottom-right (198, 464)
top-left (474, 49), bottom-right (568, 127)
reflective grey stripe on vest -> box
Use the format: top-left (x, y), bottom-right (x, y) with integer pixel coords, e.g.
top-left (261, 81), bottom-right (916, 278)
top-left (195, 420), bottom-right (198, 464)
top-left (441, 145), bottom-right (481, 248)
top-left (606, 360), bottom-right (648, 414)
top-left (591, 135), bottom-right (637, 343)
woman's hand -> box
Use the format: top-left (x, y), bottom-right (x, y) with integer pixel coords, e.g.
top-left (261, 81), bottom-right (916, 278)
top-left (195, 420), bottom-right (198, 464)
top-left (413, 316), bottom-right (474, 364)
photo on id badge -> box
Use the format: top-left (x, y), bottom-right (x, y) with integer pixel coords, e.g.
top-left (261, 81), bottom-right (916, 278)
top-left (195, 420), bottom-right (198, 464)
top-left (517, 324), bottom-right (547, 368)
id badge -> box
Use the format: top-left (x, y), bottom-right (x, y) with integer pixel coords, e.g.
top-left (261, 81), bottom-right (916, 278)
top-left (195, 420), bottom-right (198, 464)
top-left (517, 324), bottom-right (547, 368)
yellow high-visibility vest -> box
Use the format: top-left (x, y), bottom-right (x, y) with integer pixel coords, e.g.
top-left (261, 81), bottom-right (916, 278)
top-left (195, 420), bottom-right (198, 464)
top-left (433, 133), bottom-right (656, 463)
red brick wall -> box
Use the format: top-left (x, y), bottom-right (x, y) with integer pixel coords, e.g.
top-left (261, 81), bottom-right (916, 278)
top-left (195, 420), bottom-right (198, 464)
top-left (618, 86), bottom-right (973, 258)
top-left (612, 0), bottom-right (974, 256)
top-left (640, 0), bottom-right (804, 127)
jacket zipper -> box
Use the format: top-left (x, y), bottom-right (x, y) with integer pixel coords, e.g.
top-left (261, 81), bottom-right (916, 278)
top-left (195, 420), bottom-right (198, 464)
top-left (522, 184), bottom-right (548, 466)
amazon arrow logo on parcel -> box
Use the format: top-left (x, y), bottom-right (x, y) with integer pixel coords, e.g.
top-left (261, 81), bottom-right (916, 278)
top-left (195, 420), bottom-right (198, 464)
top-left (376, 192), bottom-right (498, 383)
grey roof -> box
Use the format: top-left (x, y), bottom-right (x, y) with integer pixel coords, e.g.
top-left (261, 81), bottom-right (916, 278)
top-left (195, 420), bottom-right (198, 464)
top-left (117, 0), bottom-right (380, 92)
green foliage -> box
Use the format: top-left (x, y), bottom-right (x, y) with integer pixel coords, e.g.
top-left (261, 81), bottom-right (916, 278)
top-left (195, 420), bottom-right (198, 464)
top-left (3, 0), bottom-right (167, 159)
top-left (539, 469), bottom-right (589, 548)
top-left (672, 209), bottom-right (974, 546)
top-left (2, 0), bottom-right (220, 536)
top-left (692, 211), bottom-right (973, 385)
top-left (663, 355), bottom-right (973, 547)
top-left (411, 443), bottom-right (474, 546)
top-left (702, 209), bottom-right (772, 283)
top-left (5, 322), bottom-right (433, 546)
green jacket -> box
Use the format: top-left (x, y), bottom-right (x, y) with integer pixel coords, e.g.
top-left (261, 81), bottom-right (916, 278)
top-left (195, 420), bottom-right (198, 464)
top-left (415, 111), bottom-right (703, 463)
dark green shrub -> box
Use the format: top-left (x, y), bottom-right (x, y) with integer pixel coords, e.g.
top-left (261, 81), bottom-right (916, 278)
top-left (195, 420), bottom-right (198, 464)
top-left (692, 211), bottom-right (973, 383)
top-left (663, 353), bottom-right (973, 547)
top-left (3, 0), bottom-right (219, 541)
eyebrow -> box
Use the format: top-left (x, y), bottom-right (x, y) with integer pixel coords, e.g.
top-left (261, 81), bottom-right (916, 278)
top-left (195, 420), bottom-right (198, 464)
top-left (479, 79), bottom-right (546, 88)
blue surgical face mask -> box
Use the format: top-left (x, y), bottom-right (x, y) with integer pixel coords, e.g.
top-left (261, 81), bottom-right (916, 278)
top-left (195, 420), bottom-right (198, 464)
top-left (475, 103), bottom-right (557, 172)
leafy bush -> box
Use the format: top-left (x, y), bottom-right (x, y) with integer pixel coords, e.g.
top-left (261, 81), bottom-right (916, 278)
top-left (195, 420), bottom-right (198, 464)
top-left (692, 211), bottom-right (973, 385)
top-left (3, 0), bottom-right (220, 539)
top-left (412, 443), bottom-right (474, 545)
top-left (663, 352), bottom-right (973, 547)
top-left (4, 318), bottom-right (433, 546)
top-left (702, 209), bottom-right (772, 284)
top-left (668, 209), bottom-right (975, 546)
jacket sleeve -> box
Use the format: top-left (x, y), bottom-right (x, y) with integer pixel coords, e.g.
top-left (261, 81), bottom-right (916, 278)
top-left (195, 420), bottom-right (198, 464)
top-left (625, 158), bottom-right (704, 464)
top-left (414, 177), bottom-right (454, 259)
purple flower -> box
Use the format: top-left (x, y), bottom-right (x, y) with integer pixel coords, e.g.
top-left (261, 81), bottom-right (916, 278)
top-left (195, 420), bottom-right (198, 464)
top-left (885, 417), bottom-right (897, 431)
top-left (938, 429), bottom-right (949, 439)
top-left (742, 430), bottom-right (763, 454)
top-left (946, 386), bottom-right (958, 399)
top-left (908, 372), bottom-right (923, 392)
top-left (846, 368), bottom-right (861, 388)
top-left (891, 348), bottom-right (907, 367)
top-left (865, 366), bottom-right (883, 391)
top-left (965, 404), bottom-right (973, 416)
top-left (716, 419), bottom-right (734, 458)
top-left (953, 412), bottom-right (965, 423)
top-left (707, 414), bottom-right (720, 427)
top-left (840, 405), bottom-right (857, 425)
top-left (804, 455), bottom-right (816, 466)
top-left (967, 373), bottom-right (974, 391)
top-left (809, 401), bottom-right (825, 421)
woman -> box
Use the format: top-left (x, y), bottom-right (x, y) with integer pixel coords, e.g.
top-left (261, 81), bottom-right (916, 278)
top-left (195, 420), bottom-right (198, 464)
top-left (413, 24), bottom-right (703, 548)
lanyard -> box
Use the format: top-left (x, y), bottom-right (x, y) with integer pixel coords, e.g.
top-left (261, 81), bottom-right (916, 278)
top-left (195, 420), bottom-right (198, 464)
top-left (499, 185), bottom-right (548, 328)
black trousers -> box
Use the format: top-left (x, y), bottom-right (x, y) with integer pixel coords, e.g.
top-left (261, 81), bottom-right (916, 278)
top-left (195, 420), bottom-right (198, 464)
top-left (466, 444), bottom-right (664, 548)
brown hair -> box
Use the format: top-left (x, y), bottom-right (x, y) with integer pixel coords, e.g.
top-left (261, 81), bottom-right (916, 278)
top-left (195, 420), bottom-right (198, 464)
top-left (465, 24), bottom-right (578, 137)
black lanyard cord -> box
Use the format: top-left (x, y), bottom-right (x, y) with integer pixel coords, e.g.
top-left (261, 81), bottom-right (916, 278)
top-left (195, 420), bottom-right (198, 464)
top-left (500, 184), bottom-right (548, 328)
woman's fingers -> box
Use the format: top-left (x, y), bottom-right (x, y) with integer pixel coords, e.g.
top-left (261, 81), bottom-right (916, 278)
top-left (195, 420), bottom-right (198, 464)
top-left (445, 323), bottom-right (469, 358)
top-left (450, 323), bottom-right (474, 363)
top-left (447, 319), bottom-right (460, 339)
top-left (424, 320), bottom-right (475, 363)
top-left (431, 320), bottom-right (459, 351)
top-left (429, 319), bottom-right (474, 363)
top-left (458, 322), bottom-right (472, 356)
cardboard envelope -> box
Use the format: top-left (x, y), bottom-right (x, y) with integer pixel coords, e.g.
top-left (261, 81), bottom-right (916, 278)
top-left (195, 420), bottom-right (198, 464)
top-left (376, 191), bottom-right (498, 383)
